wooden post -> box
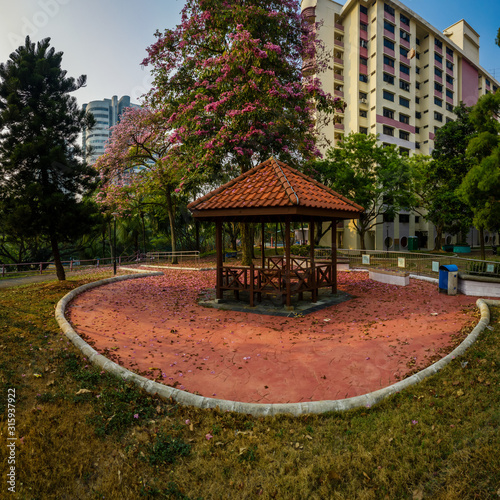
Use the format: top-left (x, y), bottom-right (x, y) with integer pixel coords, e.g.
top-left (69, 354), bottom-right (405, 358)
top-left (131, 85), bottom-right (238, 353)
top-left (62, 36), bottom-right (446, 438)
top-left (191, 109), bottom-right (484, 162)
top-left (215, 220), bottom-right (223, 300)
top-left (285, 218), bottom-right (291, 308)
top-left (261, 222), bottom-right (265, 269)
top-left (310, 220), bottom-right (317, 302)
top-left (331, 218), bottom-right (337, 294)
top-left (249, 262), bottom-right (255, 307)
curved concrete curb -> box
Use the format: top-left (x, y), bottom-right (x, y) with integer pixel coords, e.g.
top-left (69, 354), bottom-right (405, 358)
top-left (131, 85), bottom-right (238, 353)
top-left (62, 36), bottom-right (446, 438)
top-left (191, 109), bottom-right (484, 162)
top-left (55, 274), bottom-right (498, 417)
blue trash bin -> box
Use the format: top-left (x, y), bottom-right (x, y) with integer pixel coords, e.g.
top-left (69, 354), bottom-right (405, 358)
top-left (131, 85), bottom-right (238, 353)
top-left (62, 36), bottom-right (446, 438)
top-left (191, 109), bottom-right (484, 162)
top-left (439, 265), bottom-right (458, 295)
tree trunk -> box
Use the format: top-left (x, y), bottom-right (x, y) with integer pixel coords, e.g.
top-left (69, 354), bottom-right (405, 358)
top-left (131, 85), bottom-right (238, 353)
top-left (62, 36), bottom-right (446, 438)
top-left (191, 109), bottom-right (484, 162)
top-left (140, 211), bottom-right (147, 255)
top-left (434, 224), bottom-right (443, 251)
top-left (479, 227), bottom-right (485, 261)
top-left (50, 232), bottom-right (65, 280)
top-left (240, 223), bottom-right (253, 266)
top-left (165, 191), bottom-right (178, 264)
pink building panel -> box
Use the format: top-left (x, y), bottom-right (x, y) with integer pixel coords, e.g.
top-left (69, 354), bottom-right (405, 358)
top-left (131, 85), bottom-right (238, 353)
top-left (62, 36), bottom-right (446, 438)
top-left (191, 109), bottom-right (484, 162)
top-left (360, 46), bottom-right (368, 58)
top-left (384, 29), bottom-right (396, 41)
top-left (401, 19), bottom-right (410, 30)
top-left (384, 11), bottom-right (395, 23)
top-left (383, 64), bottom-right (395, 75)
top-left (400, 72), bottom-right (410, 82)
top-left (334, 39), bottom-right (344, 48)
top-left (360, 12), bottom-right (368, 23)
top-left (429, 132), bottom-right (435, 141)
top-left (360, 30), bottom-right (368, 41)
top-left (400, 38), bottom-right (410, 49)
top-left (435, 45), bottom-right (442, 55)
top-left (359, 64), bottom-right (368, 74)
top-left (446, 52), bottom-right (453, 62)
top-left (384, 47), bottom-right (395, 58)
top-left (446, 96), bottom-right (454, 105)
top-left (376, 115), bottom-right (415, 134)
top-left (435, 60), bottom-right (443, 70)
top-left (435, 75), bottom-right (442, 84)
top-left (461, 59), bottom-right (479, 106)
top-left (435, 90), bottom-right (443, 99)
top-left (335, 23), bottom-right (344, 31)
top-left (400, 55), bottom-right (410, 66)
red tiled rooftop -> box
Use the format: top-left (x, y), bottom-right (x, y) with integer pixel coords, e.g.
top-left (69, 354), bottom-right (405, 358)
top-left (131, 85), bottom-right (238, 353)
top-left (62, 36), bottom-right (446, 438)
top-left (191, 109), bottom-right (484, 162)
top-left (188, 158), bottom-right (363, 217)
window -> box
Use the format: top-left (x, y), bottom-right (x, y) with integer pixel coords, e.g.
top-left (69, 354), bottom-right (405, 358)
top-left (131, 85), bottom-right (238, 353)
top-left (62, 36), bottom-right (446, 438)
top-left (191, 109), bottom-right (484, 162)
top-left (434, 126), bottom-right (440, 134)
top-left (446, 89), bottom-right (453, 99)
top-left (446, 74), bottom-right (453, 85)
top-left (360, 56), bottom-right (368, 65)
top-left (486, 78), bottom-right (491, 87)
top-left (415, 66), bottom-right (420, 74)
top-left (415, 126), bottom-right (420, 133)
top-left (360, 109), bottom-right (368, 118)
top-left (446, 103), bottom-right (454, 112)
top-left (400, 30), bottom-right (410, 42)
top-left (360, 5), bottom-right (368, 14)
top-left (399, 147), bottom-right (410, 156)
top-left (383, 125), bottom-right (394, 136)
top-left (360, 127), bottom-right (368, 134)
top-left (415, 97), bottom-right (420, 104)
top-left (434, 112), bottom-right (443, 122)
top-left (360, 39), bottom-right (368, 48)
top-left (400, 13), bottom-right (410, 25)
top-left (416, 37), bottom-right (420, 46)
top-left (384, 38), bottom-right (395, 50)
top-left (400, 46), bottom-right (409, 57)
top-left (399, 130), bottom-right (409, 141)
top-left (399, 80), bottom-right (410, 92)
top-left (399, 113), bottom-right (410, 124)
top-left (383, 73), bottom-right (395, 85)
top-left (359, 74), bottom-right (368, 83)
top-left (435, 38), bottom-right (443, 49)
top-left (383, 107), bottom-right (395, 119)
top-left (416, 81), bottom-right (420, 89)
top-left (434, 97), bottom-right (442, 107)
top-left (359, 91), bottom-right (368, 99)
top-left (360, 22), bottom-right (368, 31)
top-left (383, 55), bottom-right (395, 67)
top-left (434, 82), bottom-right (443, 92)
top-left (384, 21), bottom-right (395, 33)
top-left (415, 142), bottom-right (421, 149)
top-left (400, 64), bottom-right (410, 75)
top-left (415, 111), bottom-right (422, 119)
top-left (434, 67), bottom-right (443, 78)
top-left (383, 91), bottom-right (394, 102)
top-left (446, 47), bottom-right (454, 57)
top-left (384, 3), bottom-right (395, 16)
top-left (446, 60), bottom-right (453, 70)
top-left (399, 214), bottom-right (410, 223)
top-left (446, 117), bottom-right (453, 124)
top-left (399, 96), bottom-right (410, 107)
top-left (435, 53), bottom-right (443, 64)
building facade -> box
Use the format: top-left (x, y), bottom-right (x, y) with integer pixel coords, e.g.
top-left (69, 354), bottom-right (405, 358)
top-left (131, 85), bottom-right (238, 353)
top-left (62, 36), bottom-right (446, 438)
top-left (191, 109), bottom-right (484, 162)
top-left (302, 0), bottom-right (499, 251)
top-left (82, 95), bottom-right (140, 165)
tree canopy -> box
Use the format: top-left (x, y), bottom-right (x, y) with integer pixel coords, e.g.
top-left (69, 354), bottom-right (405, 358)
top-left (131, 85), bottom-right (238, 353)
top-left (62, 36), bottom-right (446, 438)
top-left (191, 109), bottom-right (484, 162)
top-left (411, 103), bottom-right (475, 250)
top-left (457, 91), bottom-right (500, 258)
top-left (0, 37), bottom-right (96, 279)
top-left (313, 133), bottom-right (413, 250)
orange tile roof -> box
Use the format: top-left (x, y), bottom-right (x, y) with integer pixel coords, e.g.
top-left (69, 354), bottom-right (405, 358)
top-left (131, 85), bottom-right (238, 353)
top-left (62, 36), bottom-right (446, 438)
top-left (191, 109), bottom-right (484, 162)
top-left (188, 158), bottom-right (364, 216)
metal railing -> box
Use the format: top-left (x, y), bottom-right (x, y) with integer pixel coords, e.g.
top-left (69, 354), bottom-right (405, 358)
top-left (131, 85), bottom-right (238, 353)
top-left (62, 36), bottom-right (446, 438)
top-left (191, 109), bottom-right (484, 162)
top-left (336, 249), bottom-right (500, 278)
top-left (0, 253), bottom-right (145, 279)
top-left (146, 251), bottom-right (200, 265)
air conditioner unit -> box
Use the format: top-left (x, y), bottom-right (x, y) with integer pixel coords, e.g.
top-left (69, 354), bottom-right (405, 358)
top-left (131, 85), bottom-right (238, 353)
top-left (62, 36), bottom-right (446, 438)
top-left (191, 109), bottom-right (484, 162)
top-left (360, 98), bottom-right (367, 104)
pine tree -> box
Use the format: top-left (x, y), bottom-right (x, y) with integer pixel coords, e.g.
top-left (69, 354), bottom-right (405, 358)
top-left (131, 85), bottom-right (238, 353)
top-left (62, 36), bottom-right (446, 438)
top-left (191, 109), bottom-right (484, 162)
top-left (0, 37), bottom-right (96, 280)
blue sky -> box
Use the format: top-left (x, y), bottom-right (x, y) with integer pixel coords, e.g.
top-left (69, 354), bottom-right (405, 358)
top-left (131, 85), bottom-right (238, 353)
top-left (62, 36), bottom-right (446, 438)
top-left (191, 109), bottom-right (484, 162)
top-left (0, 0), bottom-right (498, 108)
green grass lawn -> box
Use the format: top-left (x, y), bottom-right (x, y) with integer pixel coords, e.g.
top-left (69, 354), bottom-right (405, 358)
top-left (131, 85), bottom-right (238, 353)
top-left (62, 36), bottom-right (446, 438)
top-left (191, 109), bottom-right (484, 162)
top-left (0, 272), bottom-right (498, 499)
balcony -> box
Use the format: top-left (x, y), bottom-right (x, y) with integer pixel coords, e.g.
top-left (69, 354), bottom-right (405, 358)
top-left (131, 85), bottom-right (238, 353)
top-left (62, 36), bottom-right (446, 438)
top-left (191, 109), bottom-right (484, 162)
top-left (334, 123), bottom-right (345, 130)
top-left (333, 72), bottom-right (344, 82)
top-left (334, 89), bottom-right (344, 98)
top-left (334, 39), bottom-right (344, 48)
top-left (334, 22), bottom-right (344, 31)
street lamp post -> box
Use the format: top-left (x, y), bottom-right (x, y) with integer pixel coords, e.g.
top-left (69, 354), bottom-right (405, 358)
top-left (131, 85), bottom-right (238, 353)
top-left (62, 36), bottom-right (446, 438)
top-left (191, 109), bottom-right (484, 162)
top-left (112, 212), bottom-right (119, 275)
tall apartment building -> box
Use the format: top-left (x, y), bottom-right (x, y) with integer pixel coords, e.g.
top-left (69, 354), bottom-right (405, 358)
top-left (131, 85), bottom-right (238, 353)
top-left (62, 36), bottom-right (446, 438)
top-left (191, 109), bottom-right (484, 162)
top-left (302, 0), bottom-right (499, 250)
top-left (82, 95), bottom-right (140, 164)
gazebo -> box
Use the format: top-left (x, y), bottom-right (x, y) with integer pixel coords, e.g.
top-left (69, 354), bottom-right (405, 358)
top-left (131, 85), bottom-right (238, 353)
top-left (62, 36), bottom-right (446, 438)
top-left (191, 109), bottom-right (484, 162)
top-left (188, 158), bottom-right (363, 308)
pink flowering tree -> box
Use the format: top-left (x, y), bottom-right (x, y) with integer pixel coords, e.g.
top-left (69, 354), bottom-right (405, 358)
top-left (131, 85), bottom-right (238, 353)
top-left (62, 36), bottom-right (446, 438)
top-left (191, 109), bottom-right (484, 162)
top-left (143, 0), bottom-right (344, 264)
top-left (94, 106), bottom-right (185, 262)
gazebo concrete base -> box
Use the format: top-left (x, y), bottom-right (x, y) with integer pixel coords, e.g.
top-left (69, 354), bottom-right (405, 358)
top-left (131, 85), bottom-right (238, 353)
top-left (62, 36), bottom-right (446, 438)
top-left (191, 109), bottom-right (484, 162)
top-left (199, 288), bottom-right (353, 317)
